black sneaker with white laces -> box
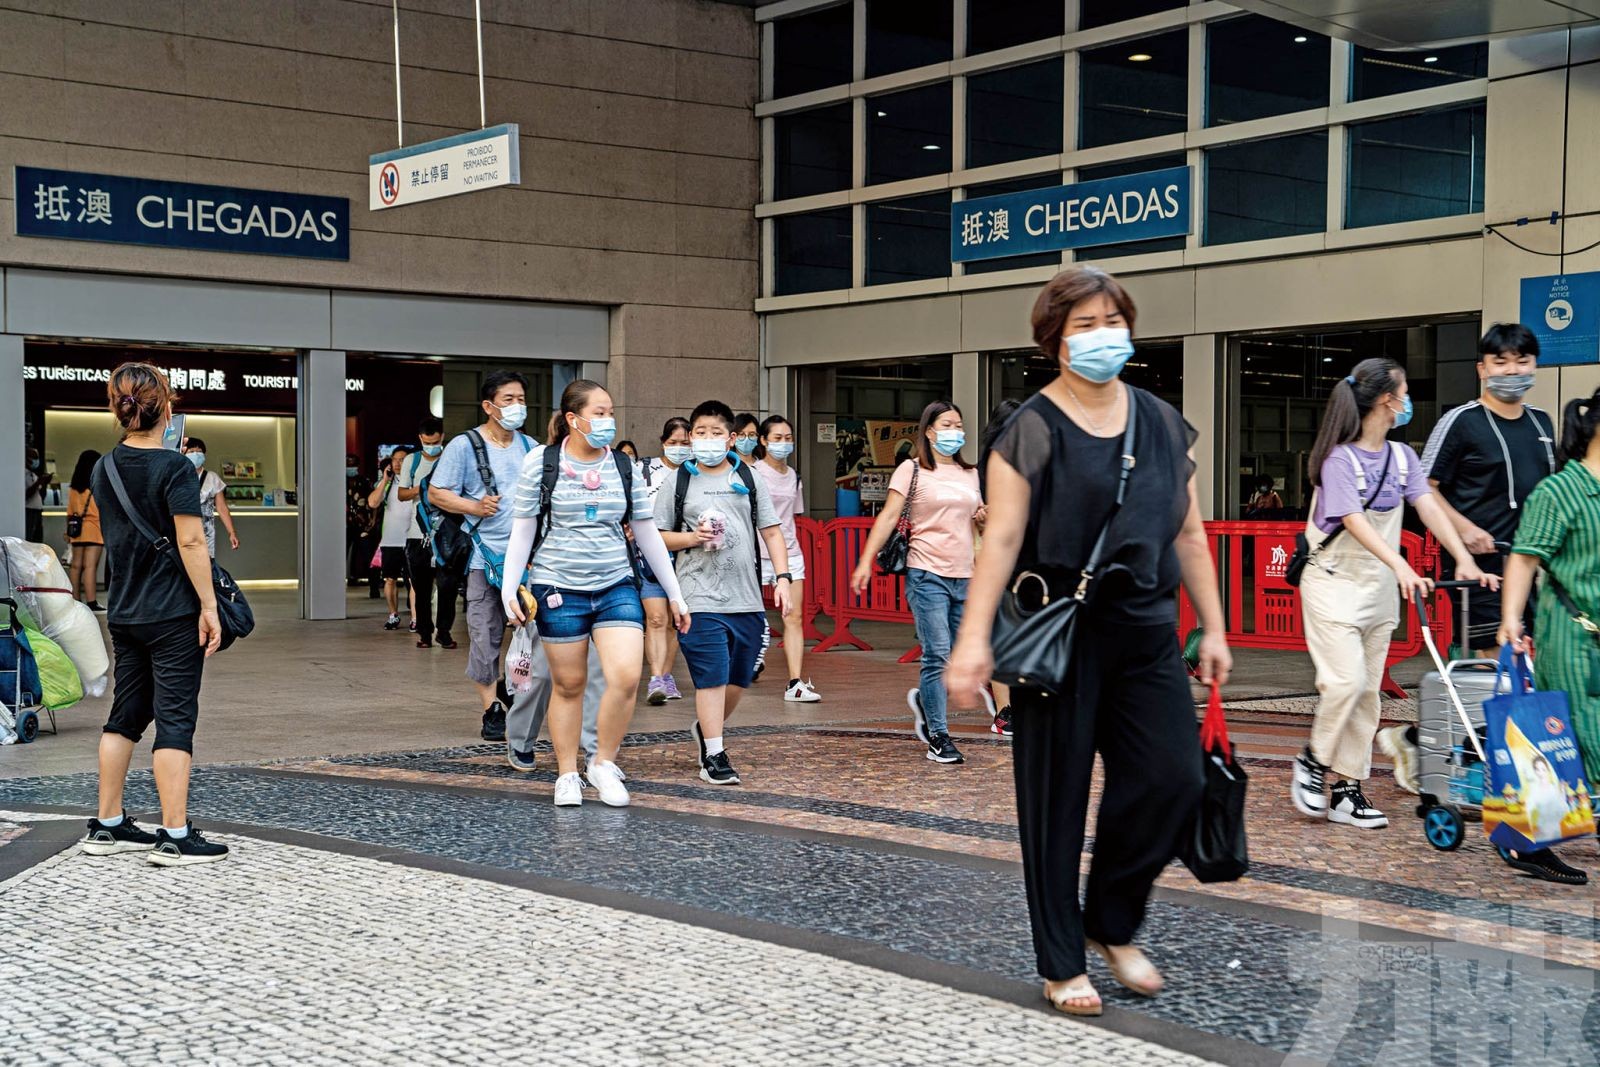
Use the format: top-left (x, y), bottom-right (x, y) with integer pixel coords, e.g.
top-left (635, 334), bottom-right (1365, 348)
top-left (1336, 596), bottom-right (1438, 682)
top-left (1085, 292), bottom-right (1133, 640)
top-left (1328, 781), bottom-right (1388, 829)
top-left (690, 720), bottom-right (708, 768)
top-left (481, 702), bottom-right (507, 742)
top-left (700, 750), bottom-right (741, 785)
top-left (147, 824), bottom-right (230, 867)
top-left (927, 732), bottom-right (964, 764)
top-left (80, 812), bottom-right (158, 855)
top-left (1291, 747), bottom-right (1329, 818)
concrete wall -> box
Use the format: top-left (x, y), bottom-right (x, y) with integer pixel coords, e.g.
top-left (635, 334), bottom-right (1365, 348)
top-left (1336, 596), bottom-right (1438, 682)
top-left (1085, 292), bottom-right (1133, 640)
top-left (0, 0), bottom-right (761, 440)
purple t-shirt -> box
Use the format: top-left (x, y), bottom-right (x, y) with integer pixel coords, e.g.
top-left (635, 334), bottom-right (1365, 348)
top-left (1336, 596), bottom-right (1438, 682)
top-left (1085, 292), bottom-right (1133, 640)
top-left (1313, 443), bottom-right (1429, 534)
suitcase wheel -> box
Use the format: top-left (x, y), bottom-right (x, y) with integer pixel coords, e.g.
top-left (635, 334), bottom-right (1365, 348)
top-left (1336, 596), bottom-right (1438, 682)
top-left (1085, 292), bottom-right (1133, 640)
top-left (17, 709), bottom-right (38, 744)
top-left (1423, 803), bottom-right (1465, 851)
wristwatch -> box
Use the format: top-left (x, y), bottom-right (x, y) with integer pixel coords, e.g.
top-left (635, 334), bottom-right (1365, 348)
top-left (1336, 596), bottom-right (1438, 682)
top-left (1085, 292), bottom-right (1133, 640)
top-left (775, 572), bottom-right (793, 582)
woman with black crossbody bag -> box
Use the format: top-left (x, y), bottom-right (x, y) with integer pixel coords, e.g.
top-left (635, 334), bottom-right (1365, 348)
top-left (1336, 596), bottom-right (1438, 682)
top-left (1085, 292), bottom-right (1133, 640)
top-left (944, 267), bottom-right (1233, 1018)
top-left (77, 363), bottom-right (230, 868)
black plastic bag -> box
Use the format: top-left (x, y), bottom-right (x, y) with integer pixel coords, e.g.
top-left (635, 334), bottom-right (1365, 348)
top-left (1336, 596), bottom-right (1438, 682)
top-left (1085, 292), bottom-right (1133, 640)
top-left (1182, 683), bottom-right (1250, 883)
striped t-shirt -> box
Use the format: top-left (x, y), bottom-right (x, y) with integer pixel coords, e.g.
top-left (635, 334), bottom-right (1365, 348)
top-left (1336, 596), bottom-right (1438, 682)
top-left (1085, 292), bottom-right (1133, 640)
top-left (512, 443), bottom-right (650, 591)
top-left (1513, 461), bottom-right (1600, 616)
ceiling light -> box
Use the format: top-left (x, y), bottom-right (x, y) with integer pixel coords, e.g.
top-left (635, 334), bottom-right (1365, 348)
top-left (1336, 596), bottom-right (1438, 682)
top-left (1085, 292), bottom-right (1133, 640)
top-left (1128, 53), bottom-right (1152, 62)
top-left (1293, 35), bottom-right (1308, 43)
top-left (1424, 55), bottom-right (1439, 63)
top-left (921, 143), bottom-right (941, 150)
top-left (876, 110), bottom-right (887, 117)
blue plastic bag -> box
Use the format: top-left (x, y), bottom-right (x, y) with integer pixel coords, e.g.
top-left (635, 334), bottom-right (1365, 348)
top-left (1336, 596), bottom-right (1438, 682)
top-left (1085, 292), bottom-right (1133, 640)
top-left (1481, 647), bottom-right (1597, 851)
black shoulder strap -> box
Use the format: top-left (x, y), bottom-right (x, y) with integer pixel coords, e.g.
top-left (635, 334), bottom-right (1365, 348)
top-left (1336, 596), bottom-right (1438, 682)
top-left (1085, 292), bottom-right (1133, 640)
top-left (530, 446), bottom-right (562, 554)
top-left (614, 450), bottom-right (643, 586)
top-left (100, 453), bottom-right (178, 566)
top-left (1076, 391), bottom-right (1139, 601)
top-left (674, 466), bottom-right (693, 534)
top-left (466, 429), bottom-right (497, 495)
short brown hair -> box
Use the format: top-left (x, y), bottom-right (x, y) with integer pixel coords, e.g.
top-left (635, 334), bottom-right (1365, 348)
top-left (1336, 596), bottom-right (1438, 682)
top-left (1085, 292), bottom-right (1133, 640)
top-left (1030, 266), bottom-right (1138, 359)
top-left (107, 362), bottom-right (173, 433)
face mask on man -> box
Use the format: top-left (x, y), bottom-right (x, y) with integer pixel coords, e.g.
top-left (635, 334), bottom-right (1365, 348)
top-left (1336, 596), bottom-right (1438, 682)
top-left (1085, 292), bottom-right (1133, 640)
top-left (28, 457), bottom-right (40, 471)
top-left (933, 429), bottom-right (966, 456)
top-left (575, 415), bottom-right (617, 449)
top-left (1064, 327), bottom-right (1135, 384)
top-left (422, 443), bottom-right (443, 457)
top-left (1486, 372), bottom-right (1536, 402)
top-left (494, 402), bottom-right (527, 431)
top-left (691, 438), bottom-right (730, 465)
top-left (187, 452), bottom-right (206, 470)
top-left (766, 441), bottom-right (794, 461)
top-left (663, 444), bottom-right (693, 465)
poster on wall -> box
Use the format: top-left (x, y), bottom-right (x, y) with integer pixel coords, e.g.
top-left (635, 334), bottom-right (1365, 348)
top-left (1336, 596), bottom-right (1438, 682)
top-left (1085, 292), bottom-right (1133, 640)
top-left (834, 418), bottom-right (919, 493)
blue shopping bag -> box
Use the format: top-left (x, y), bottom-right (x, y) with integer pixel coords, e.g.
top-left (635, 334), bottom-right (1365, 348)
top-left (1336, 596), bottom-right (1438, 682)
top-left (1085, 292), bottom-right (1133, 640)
top-left (1481, 647), bottom-right (1597, 852)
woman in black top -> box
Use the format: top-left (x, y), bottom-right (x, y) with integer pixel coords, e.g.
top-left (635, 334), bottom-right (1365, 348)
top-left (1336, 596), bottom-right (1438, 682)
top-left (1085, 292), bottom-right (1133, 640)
top-left (947, 267), bottom-right (1232, 1017)
top-left (78, 363), bottom-right (229, 867)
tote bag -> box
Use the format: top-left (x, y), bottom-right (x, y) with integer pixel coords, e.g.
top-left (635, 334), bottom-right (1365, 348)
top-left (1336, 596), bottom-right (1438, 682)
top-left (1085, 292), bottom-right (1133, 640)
top-left (1481, 647), bottom-right (1596, 852)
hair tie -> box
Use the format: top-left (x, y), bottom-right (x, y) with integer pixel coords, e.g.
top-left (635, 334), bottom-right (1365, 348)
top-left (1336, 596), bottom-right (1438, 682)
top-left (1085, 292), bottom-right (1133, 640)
top-left (1344, 375), bottom-right (1356, 386)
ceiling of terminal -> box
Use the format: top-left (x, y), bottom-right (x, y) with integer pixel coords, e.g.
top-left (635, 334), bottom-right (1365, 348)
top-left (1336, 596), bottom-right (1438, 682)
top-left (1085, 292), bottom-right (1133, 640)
top-left (1228, 0), bottom-right (1599, 47)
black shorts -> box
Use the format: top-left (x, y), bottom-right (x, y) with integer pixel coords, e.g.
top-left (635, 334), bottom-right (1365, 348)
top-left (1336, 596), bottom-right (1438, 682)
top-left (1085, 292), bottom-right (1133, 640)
top-left (1444, 552), bottom-right (1532, 651)
top-left (105, 616), bottom-right (205, 754)
top-left (380, 546), bottom-right (409, 579)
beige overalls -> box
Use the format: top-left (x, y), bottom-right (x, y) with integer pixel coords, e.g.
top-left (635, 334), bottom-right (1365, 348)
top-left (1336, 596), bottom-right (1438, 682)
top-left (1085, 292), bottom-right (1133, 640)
top-left (1299, 443), bottom-right (1408, 781)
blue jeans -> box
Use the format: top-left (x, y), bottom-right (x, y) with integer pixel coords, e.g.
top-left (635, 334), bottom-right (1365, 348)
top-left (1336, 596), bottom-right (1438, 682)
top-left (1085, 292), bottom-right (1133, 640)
top-left (906, 568), bottom-right (967, 737)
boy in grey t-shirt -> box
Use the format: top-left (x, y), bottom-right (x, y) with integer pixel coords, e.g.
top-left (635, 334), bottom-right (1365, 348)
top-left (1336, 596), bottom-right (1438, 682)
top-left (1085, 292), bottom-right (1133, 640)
top-left (655, 400), bottom-right (793, 786)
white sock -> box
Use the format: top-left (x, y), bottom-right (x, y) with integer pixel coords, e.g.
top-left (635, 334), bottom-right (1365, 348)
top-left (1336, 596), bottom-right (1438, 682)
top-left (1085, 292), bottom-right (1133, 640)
top-left (98, 814), bottom-right (124, 828)
top-left (163, 824), bottom-right (189, 839)
top-left (705, 736), bottom-right (725, 757)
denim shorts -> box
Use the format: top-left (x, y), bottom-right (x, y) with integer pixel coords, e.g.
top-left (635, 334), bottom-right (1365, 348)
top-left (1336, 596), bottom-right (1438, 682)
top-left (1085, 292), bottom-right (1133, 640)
top-left (532, 580), bottom-right (645, 644)
top-left (639, 557), bottom-right (668, 602)
top-left (677, 612), bottom-right (765, 690)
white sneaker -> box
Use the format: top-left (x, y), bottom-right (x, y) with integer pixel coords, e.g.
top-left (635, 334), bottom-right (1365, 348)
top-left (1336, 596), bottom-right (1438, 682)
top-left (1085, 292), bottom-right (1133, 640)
top-left (1328, 782), bottom-right (1388, 829)
top-left (585, 759), bottom-right (631, 808)
top-left (1377, 725), bottom-right (1419, 795)
top-left (553, 772), bottom-right (584, 807)
top-left (784, 679), bottom-right (822, 703)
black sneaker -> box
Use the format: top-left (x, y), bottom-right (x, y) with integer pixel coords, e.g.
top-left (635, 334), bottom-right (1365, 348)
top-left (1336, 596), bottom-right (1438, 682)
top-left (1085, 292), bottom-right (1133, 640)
top-left (384, 613), bottom-right (400, 630)
top-left (1502, 847), bottom-right (1589, 885)
top-left (927, 732), bottom-right (964, 764)
top-left (1328, 781), bottom-right (1388, 829)
top-left (79, 812), bottom-right (158, 855)
top-left (1291, 747), bottom-right (1329, 819)
top-left (481, 702), bottom-right (507, 742)
top-left (437, 634), bottom-right (459, 649)
top-left (907, 688), bottom-right (929, 745)
top-left (991, 706), bottom-right (1014, 736)
top-left (86, 601), bottom-right (107, 614)
top-left (147, 824), bottom-right (230, 867)
top-left (700, 750), bottom-right (741, 785)
top-left (690, 719), bottom-right (708, 768)
top-left (506, 743), bottom-right (537, 772)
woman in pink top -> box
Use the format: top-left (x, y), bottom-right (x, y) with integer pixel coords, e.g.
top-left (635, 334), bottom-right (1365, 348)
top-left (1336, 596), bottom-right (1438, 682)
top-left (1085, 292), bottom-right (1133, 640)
top-left (852, 400), bottom-right (984, 765)
top-left (755, 415), bottom-right (821, 703)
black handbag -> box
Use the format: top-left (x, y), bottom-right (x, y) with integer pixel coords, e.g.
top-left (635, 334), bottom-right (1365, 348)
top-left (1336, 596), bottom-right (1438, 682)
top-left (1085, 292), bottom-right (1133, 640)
top-left (1182, 682), bottom-right (1250, 883)
top-left (1284, 444), bottom-right (1391, 587)
top-left (990, 394), bottom-right (1137, 695)
top-left (101, 452), bottom-right (254, 651)
top-left (875, 462), bottom-right (919, 575)
top-left (66, 490), bottom-right (91, 539)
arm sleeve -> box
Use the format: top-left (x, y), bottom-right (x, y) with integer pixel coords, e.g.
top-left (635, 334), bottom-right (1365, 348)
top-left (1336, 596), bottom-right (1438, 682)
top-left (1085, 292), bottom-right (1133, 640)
top-left (165, 460), bottom-right (203, 517)
top-left (1318, 451), bottom-right (1363, 519)
top-left (430, 438), bottom-right (468, 495)
top-left (631, 519), bottom-right (684, 604)
top-left (1513, 480), bottom-right (1570, 562)
top-left (510, 446), bottom-right (547, 520)
top-left (1400, 445), bottom-right (1431, 504)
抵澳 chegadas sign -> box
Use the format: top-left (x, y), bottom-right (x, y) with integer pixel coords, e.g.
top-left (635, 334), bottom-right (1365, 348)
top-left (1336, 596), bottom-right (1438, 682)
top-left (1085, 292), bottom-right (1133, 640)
top-left (951, 166), bottom-right (1191, 262)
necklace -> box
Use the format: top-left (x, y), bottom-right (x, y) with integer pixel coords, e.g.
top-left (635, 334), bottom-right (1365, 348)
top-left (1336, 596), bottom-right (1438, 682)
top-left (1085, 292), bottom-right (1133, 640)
top-left (1064, 382), bottom-right (1121, 435)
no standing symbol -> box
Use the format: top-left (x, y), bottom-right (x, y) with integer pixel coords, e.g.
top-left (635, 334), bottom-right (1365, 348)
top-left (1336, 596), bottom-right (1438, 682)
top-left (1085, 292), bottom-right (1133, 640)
top-left (379, 163), bottom-right (400, 206)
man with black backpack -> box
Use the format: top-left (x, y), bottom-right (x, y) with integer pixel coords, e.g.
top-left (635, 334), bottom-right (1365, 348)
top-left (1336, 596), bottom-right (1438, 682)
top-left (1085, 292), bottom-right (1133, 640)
top-left (398, 415), bottom-right (449, 649)
top-left (426, 372), bottom-right (533, 742)
top-left (654, 400), bottom-right (793, 786)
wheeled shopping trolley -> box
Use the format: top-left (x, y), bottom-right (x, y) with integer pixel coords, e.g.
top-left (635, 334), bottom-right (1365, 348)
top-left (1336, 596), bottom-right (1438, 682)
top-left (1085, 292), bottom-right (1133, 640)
top-left (0, 556), bottom-right (53, 744)
top-left (1412, 580), bottom-right (1499, 851)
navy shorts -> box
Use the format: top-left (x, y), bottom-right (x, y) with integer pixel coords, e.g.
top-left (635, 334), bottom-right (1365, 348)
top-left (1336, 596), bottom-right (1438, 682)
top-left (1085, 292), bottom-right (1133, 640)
top-left (532, 580), bottom-right (644, 644)
top-left (678, 612), bottom-right (765, 689)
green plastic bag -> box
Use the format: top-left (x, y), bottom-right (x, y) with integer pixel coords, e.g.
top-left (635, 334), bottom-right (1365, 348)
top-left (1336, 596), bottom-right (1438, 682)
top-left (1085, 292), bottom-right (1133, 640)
top-left (23, 624), bottom-right (82, 711)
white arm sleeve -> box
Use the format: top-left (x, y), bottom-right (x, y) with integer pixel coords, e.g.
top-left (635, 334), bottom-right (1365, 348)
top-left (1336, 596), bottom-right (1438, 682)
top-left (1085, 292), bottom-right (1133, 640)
top-left (499, 515), bottom-right (538, 618)
top-left (630, 518), bottom-right (686, 608)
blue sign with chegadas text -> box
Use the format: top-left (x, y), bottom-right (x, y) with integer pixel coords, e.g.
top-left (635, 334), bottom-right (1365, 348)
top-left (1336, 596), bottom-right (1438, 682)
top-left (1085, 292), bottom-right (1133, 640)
top-left (952, 166), bottom-right (1190, 262)
top-left (14, 166), bottom-right (350, 260)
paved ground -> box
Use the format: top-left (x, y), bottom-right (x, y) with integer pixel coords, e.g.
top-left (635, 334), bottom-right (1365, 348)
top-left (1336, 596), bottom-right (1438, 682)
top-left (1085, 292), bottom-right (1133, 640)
top-left (3, 590), bottom-right (1598, 1065)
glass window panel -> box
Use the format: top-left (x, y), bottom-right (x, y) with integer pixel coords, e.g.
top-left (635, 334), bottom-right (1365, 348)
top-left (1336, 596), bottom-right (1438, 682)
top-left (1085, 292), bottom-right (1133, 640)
top-left (775, 208), bottom-right (852, 295)
top-left (1205, 132), bottom-right (1328, 245)
top-left (1079, 30), bottom-right (1187, 149)
top-left (867, 193), bottom-right (952, 285)
top-left (1078, 0), bottom-right (1185, 31)
top-left (961, 173), bottom-right (1063, 275)
top-left (866, 0), bottom-right (952, 78)
top-left (1207, 16), bottom-right (1329, 125)
top-left (1351, 43), bottom-right (1487, 100)
top-left (1346, 104), bottom-right (1485, 229)
top-left (773, 4), bottom-right (853, 98)
top-left (967, 58), bottom-right (1063, 168)
top-left (967, 0), bottom-right (1064, 55)
top-left (775, 103), bottom-right (853, 200)
top-left (867, 83), bottom-right (953, 184)
top-left (1074, 154), bottom-right (1187, 259)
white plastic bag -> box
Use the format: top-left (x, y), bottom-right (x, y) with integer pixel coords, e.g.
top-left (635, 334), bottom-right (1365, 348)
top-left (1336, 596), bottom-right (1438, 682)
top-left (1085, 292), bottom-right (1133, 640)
top-left (507, 626), bottom-right (535, 694)
top-left (1, 537), bottom-right (110, 697)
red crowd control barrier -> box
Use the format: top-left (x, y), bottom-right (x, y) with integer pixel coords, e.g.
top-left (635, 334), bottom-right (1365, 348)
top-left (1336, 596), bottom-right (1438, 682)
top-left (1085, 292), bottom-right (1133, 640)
top-left (760, 517), bottom-right (830, 644)
top-left (1176, 522), bottom-right (1451, 698)
top-left (813, 517), bottom-right (901, 652)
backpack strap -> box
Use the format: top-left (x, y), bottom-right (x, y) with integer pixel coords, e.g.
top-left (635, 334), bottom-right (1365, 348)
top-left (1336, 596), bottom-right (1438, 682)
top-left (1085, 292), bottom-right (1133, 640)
top-left (673, 466), bottom-right (693, 535)
top-left (733, 459), bottom-right (764, 591)
top-left (531, 446), bottom-right (561, 554)
top-left (614, 450), bottom-right (643, 588)
top-left (100, 453), bottom-right (182, 579)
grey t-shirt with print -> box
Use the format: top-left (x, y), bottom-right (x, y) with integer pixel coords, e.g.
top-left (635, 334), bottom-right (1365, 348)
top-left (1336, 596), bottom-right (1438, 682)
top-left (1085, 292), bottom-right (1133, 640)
top-left (653, 463), bottom-right (779, 614)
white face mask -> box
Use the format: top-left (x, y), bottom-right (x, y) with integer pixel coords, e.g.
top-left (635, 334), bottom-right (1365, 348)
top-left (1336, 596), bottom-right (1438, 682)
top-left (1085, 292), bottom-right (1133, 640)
top-left (663, 445), bottom-right (693, 465)
top-left (494, 402), bottom-right (527, 431)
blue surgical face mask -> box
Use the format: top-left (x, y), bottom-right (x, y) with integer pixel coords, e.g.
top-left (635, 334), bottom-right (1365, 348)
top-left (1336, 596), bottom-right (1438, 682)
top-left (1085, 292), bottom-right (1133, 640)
top-left (734, 435), bottom-right (758, 455)
top-left (28, 457), bottom-right (40, 471)
top-left (1064, 327), bottom-right (1135, 384)
top-left (187, 451), bottom-right (206, 469)
top-left (691, 438), bottom-right (730, 465)
top-left (933, 429), bottom-right (966, 456)
top-left (578, 415), bottom-right (617, 449)
top-left (494, 402), bottom-right (527, 431)
top-left (422, 443), bottom-right (443, 458)
top-left (663, 444), bottom-right (693, 465)
top-left (1390, 395), bottom-right (1413, 428)
top-left (766, 441), bottom-right (794, 461)
top-left (346, 466), bottom-right (359, 478)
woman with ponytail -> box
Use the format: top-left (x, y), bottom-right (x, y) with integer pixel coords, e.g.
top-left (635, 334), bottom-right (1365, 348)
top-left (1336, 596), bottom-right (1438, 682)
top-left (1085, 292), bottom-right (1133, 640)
top-left (1501, 388), bottom-right (1600, 813)
top-left (1292, 358), bottom-right (1494, 832)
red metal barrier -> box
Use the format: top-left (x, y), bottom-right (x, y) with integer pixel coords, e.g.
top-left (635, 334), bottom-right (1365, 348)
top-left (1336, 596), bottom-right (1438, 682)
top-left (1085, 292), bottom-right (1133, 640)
top-left (760, 517), bottom-right (829, 644)
top-left (1176, 522), bottom-right (1451, 698)
top-left (813, 517), bottom-right (899, 652)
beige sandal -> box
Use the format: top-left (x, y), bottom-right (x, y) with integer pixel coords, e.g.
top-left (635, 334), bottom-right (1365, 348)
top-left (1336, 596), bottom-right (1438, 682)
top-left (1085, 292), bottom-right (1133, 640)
top-left (1087, 940), bottom-right (1164, 997)
top-left (1044, 977), bottom-right (1103, 1017)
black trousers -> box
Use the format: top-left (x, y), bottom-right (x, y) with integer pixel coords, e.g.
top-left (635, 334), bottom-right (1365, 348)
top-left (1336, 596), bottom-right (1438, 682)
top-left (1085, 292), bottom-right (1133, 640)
top-left (1011, 618), bottom-right (1203, 981)
top-left (104, 616), bottom-right (205, 754)
top-left (406, 538), bottom-right (461, 641)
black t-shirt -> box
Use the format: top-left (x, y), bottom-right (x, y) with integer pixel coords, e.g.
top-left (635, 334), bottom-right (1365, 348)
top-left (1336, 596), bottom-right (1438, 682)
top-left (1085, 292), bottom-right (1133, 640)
top-left (1421, 402), bottom-right (1556, 545)
top-left (991, 388), bottom-right (1196, 625)
top-left (92, 444), bottom-right (204, 626)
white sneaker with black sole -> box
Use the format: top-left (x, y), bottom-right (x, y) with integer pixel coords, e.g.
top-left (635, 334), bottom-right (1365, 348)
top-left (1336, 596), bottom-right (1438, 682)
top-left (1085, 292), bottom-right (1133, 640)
top-left (553, 772), bottom-right (584, 807)
top-left (908, 688), bottom-right (929, 745)
top-left (1328, 782), bottom-right (1388, 829)
top-left (1291, 747), bottom-right (1329, 818)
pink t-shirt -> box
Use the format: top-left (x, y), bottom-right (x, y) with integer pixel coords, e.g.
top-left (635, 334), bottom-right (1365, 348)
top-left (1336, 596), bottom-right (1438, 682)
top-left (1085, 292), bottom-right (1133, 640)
top-left (887, 459), bottom-right (981, 578)
top-left (756, 459), bottom-right (804, 563)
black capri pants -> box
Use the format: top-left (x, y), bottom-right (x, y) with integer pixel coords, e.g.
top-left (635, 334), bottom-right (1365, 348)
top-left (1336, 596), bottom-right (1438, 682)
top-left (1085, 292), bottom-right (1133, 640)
top-left (104, 616), bottom-right (205, 754)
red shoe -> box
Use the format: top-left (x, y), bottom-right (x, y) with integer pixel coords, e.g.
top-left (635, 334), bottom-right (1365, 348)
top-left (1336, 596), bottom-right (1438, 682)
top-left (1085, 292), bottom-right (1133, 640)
top-left (437, 634), bottom-right (458, 649)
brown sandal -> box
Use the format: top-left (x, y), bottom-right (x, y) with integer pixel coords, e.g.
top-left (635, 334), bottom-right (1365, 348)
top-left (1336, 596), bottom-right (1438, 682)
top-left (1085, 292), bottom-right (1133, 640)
top-left (1044, 978), bottom-right (1103, 1017)
top-left (1087, 940), bottom-right (1164, 997)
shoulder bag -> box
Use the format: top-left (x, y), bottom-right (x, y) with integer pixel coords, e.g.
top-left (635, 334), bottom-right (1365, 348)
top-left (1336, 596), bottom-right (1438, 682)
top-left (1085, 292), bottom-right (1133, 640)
top-left (1285, 443), bottom-right (1394, 587)
top-left (66, 490), bottom-right (92, 540)
top-left (874, 462), bottom-right (919, 575)
top-left (99, 452), bottom-right (254, 651)
top-left (990, 392), bottom-right (1137, 696)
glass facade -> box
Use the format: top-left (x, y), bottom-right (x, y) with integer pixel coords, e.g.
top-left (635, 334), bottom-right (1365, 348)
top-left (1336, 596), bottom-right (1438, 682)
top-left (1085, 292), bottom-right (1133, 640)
top-left (1078, 0), bottom-right (1186, 31)
top-left (775, 208), bottom-right (852, 296)
top-left (1347, 105), bottom-right (1486, 229)
top-left (1205, 132), bottom-right (1328, 245)
top-left (867, 83), bottom-right (952, 184)
top-left (1078, 31), bottom-right (1187, 149)
top-left (1352, 43), bottom-right (1487, 100)
top-left (966, 58), bottom-right (1063, 168)
top-left (867, 193), bottom-right (951, 286)
top-left (1075, 155), bottom-right (1187, 259)
top-left (967, 0), bottom-right (1063, 55)
top-left (961, 174), bottom-right (1064, 275)
top-left (866, 0), bottom-right (951, 78)
top-left (775, 103), bottom-right (852, 200)
top-left (773, 4), bottom-right (853, 98)
top-left (1207, 16), bottom-right (1329, 125)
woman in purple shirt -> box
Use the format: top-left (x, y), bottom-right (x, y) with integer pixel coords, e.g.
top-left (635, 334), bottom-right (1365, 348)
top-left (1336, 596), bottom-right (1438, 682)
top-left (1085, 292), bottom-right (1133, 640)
top-left (1291, 357), bottom-right (1494, 832)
